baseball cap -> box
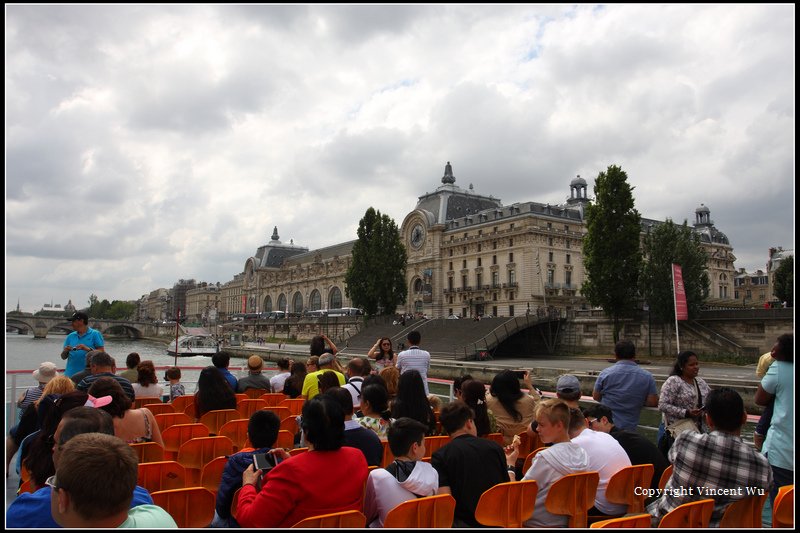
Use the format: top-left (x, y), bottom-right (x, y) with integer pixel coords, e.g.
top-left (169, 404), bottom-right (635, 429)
top-left (556, 374), bottom-right (581, 394)
top-left (33, 362), bottom-right (58, 384)
top-left (247, 355), bottom-right (264, 371)
top-left (70, 312), bottom-right (89, 323)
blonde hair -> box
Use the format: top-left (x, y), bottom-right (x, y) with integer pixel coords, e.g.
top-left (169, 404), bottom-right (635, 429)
top-left (34, 375), bottom-right (76, 406)
top-left (534, 398), bottom-right (570, 429)
top-left (379, 366), bottom-right (400, 398)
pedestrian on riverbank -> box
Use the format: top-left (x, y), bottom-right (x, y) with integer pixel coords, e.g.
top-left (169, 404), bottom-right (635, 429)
top-left (60, 312), bottom-right (105, 378)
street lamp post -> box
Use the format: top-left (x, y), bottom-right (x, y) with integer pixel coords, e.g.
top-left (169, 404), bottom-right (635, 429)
top-left (643, 302), bottom-right (652, 357)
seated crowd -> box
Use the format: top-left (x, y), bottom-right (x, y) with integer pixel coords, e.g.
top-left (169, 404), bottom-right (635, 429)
top-left (6, 335), bottom-right (788, 528)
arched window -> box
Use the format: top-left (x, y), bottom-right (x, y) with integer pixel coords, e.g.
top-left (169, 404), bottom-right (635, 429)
top-left (277, 293), bottom-right (287, 313)
top-left (263, 295), bottom-right (272, 313)
top-left (329, 287), bottom-right (342, 309)
top-left (292, 292), bottom-right (303, 314)
top-left (413, 279), bottom-right (423, 293)
top-left (309, 290), bottom-right (321, 311)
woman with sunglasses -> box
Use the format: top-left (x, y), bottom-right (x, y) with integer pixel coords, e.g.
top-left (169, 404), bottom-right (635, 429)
top-left (368, 337), bottom-right (396, 370)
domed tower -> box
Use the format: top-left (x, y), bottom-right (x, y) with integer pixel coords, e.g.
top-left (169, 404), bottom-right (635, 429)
top-left (567, 175), bottom-right (589, 206)
top-left (692, 204), bottom-right (735, 300)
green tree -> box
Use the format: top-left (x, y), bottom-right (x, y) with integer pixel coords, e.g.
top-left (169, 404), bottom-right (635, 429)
top-left (581, 165), bottom-right (642, 341)
top-left (107, 300), bottom-right (137, 320)
top-left (640, 219), bottom-right (710, 323)
top-left (345, 207), bottom-right (408, 316)
top-left (773, 255), bottom-right (793, 307)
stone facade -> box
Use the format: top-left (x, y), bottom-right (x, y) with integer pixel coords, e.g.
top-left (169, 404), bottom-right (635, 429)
top-left (734, 268), bottom-right (770, 306)
top-left (185, 283), bottom-right (220, 324)
top-left (220, 162), bottom-right (739, 320)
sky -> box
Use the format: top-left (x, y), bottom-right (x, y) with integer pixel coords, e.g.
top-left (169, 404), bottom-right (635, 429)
top-left (6, 4), bottom-right (795, 313)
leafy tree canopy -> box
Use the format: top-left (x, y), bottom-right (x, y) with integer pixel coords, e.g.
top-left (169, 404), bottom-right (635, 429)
top-left (640, 219), bottom-right (710, 323)
top-left (344, 207), bottom-right (408, 316)
top-left (773, 255), bottom-right (793, 307)
top-left (581, 165), bottom-right (642, 340)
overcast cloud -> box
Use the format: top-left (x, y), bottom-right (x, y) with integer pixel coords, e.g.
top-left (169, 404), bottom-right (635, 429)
top-left (6, 4), bottom-right (795, 312)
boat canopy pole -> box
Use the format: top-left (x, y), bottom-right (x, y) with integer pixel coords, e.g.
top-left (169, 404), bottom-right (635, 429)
top-left (173, 309), bottom-right (181, 367)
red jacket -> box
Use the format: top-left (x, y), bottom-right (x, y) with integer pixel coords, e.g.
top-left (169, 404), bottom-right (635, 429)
top-left (236, 446), bottom-right (368, 527)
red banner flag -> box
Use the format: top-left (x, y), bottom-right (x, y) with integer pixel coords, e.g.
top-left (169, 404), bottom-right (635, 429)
top-left (672, 264), bottom-right (688, 321)
top-left (241, 295), bottom-right (247, 314)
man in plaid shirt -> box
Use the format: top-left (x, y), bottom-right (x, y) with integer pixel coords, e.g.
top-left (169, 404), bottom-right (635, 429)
top-left (646, 387), bottom-right (772, 527)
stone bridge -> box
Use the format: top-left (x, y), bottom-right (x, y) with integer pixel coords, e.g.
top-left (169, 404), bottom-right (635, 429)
top-left (5, 315), bottom-right (176, 339)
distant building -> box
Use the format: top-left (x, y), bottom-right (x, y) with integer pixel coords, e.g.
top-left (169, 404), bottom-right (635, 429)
top-left (734, 268), bottom-right (770, 306)
top-left (767, 247), bottom-right (793, 301)
top-left (216, 163), bottom-right (739, 319)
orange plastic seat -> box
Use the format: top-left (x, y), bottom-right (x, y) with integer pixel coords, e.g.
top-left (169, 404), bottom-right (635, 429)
top-left (380, 440), bottom-right (395, 468)
top-left (177, 436), bottom-right (234, 486)
top-left (162, 423), bottom-right (210, 460)
top-left (234, 393), bottom-right (247, 403)
top-left (483, 433), bottom-right (504, 445)
top-left (242, 387), bottom-right (270, 399)
top-left (289, 447), bottom-right (308, 456)
top-left (383, 493), bottom-right (456, 528)
top-left (199, 409), bottom-right (241, 435)
top-left (545, 471), bottom-right (600, 528)
top-left (17, 479), bottom-right (35, 495)
top-left (218, 419), bottom-right (250, 452)
top-left (137, 461), bottom-right (186, 493)
top-left (515, 430), bottom-right (541, 464)
top-left (143, 402), bottom-right (175, 416)
top-left (591, 513), bottom-right (652, 528)
top-left (260, 392), bottom-right (287, 406)
top-left (475, 479), bottom-right (538, 528)
top-left (280, 415), bottom-right (299, 434)
top-left (658, 498), bottom-right (714, 528)
top-left (605, 463), bottom-right (655, 514)
top-left (200, 455), bottom-right (228, 495)
top-left (151, 487), bottom-right (216, 528)
top-left (423, 435), bottom-right (451, 457)
top-left (170, 395), bottom-right (194, 413)
top-left (236, 399), bottom-right (268, 418)
top-left (129, 441), bottom-right (165, 463)
top-left (132, 396), bottom-right (162, 409)
top-left (773, 485), bottom-right (794, 528)
top-left (658, 464), bottom-right (673, 490)
top-left (719, 493), bottom-right (767, 528)
top-left (275, 429), bottom-right (294, 449)
top-left (183, 402), bottom-right (197, 420)
top-left (19, 462), bottom-right (31, 482)
top-left (522, 446), bottom-right (547, 474)
top-left (279, 398), bottom-right (305, 416)
top-left (154, 412), bottom-right (192, 433)
top-left (264, 406), bottom-right (290, 420)
top-left (291, 509), bottom-right (367, 528)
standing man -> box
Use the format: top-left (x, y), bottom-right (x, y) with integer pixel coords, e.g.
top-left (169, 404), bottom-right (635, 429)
top-left (60, 312), bottom-right (104, 378)
top-left (592, 339), bottom-right (658, 431)
top-left (396, 331), bottom-right (431, 396)
top-left (755, 333), bottom-right (793, 507)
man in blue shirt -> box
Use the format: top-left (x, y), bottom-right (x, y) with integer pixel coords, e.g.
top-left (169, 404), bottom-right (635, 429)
top-left (592, 339), bottom-right (658, 431)
top-left (6, 407), bottom-right (154, 528)
top-left (60, 312), bottom-right (105, 378)
top-left (213, 351), bottom-right (238, 390)
top-left (755, 332), bottom-right (793, 506)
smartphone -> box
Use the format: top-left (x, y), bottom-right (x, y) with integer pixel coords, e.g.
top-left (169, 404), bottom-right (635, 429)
top-left (253, 452), bottom-right (278, 471)
top-left (512, 370), bottom-right (527, 379)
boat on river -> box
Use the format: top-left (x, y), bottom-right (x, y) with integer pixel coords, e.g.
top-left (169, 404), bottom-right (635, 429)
top-left (166, 334), bottom-right (219, 356)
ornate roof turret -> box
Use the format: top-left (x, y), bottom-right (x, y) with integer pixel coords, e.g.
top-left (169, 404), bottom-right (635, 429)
top-left (441, 161), bottom-right (455, 184)
top-left (271, 226), bottom-right (280, 242)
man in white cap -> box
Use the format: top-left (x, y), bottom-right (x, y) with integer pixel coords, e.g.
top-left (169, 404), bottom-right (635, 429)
top-left (236, 355), bottom-right (272, 393)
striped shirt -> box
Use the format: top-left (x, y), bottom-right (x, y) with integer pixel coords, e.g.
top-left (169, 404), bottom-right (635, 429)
top-left (396, 346), bottom-right (431, 395)
top-left (76, 372), bottom-right (136, 401)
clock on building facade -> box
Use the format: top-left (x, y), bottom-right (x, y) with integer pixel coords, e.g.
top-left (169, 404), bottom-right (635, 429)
top-left (410, 223), bottom-right (425, 250)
